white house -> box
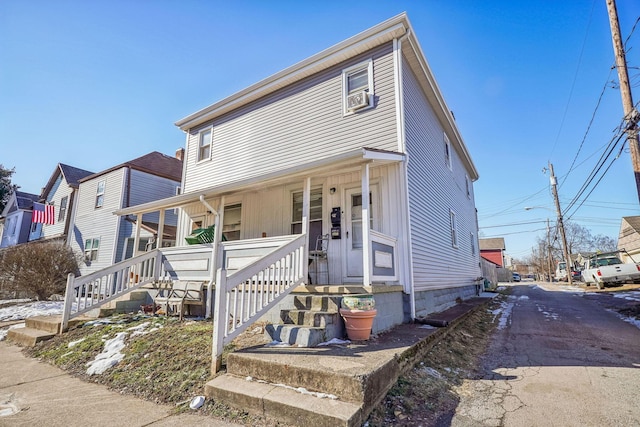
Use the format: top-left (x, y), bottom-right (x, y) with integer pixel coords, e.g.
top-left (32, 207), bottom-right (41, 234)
top-left (0, 190), bottom-right (40, 248)
top-left (69, 151), bottom-right (183, 276)
top-left (113, 13), bottom-right (480, 322)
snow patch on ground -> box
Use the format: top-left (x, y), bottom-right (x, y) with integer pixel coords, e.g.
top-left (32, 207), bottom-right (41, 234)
top-left (86, 332), bottom-right (127, 375)
top-left (611, 292), bottom-right (640, 302)
top-left (0, 300), bottom-right (63, 321)
top-left (491, 297), bottom-right (514, 330)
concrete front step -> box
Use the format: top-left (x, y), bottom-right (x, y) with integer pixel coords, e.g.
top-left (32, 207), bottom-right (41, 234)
top-left (225, 348), bottom-right (368, 403)
top-left (292, 294), bottom-right (342, 312)
top-left (7, 327), bottom-right (55, 347)
top-left (264, 324), bottom-right (327, 347)
top-left (9, 315), bottom-right (94, 347)
top-left (205, 374), bottom-right (363, 427)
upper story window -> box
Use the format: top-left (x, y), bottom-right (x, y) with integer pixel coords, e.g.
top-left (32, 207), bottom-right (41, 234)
top-left (58, 196), bottom-right (68, 222)
top-left (95, 181), bottom-right (105, 208)
top-left (465, 175), bottom-right (471, 198)
top-left (444, 133), bottom-right (452, 171)
top-left (450, 209), bottom-right (458, 248)
top-left (342, 60), bottom-right (373, 115)
top-left (198, 128), bottom-right (212, 162)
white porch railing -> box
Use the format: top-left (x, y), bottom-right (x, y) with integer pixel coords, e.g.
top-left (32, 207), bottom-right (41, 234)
top-left (61, 249), bottom-right (160, 331)
top-left (211, 234), bottom-right (307, 372)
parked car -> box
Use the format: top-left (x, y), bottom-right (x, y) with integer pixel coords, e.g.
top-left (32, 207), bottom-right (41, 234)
top-left (512, 272), bottom-right (521, 282)
top-left (571, 269), bottom-right (582, 281)
top-left (581, 251), bottom-right (640, 289)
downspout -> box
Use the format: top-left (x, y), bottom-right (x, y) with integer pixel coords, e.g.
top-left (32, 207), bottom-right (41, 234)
top-left (395, 30), bottom-right (417, 321)
top-left (199, 194), bottom-right (219, 318)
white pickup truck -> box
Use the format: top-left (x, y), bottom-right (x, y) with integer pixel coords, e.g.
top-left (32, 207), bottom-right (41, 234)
top-left (581, 251), bottom-right (640, 289)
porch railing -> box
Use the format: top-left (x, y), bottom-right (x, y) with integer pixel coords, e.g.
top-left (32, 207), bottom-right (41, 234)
top-left (61, 249), bottom-right (160, 331)
top-left (211, 234), bottom-right (307, 372)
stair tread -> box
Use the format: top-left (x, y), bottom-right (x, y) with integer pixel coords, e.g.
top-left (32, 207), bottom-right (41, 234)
top-left (9, 327), bottom-right (55, 338)
top-left (206, 374), bottom-right (361, 426)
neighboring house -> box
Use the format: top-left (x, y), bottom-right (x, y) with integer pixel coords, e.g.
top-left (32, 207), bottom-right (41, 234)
top-left (69, 151), bottom-right (183, 275)
top-left (28, 164), bottom-right (94, 243)
top-left (618, 216), bottom-right (640, 263)
top-left (116, 13), bottom-right (480, 320)
top-left (480, 238), bottom-right (506, 268)
top-left (0, 190), bottom-right (40, 248)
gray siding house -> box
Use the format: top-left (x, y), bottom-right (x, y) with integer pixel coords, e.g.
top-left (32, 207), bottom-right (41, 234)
top-left (29, 163), bottom-right (94, 244)
top-left (0, 191), bottom-right (40, 248)
top-left (116, 13), bottom-right (480, 321)
top-left (69, 151), bottom-right (183, 276)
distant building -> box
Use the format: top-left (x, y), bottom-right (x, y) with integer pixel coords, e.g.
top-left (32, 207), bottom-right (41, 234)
top-left (618, 216), bottom-right (640, 263)
top-left (0, 190), bottom-right (40, 248)
top-left (480, 237), bottom-right (506, 267)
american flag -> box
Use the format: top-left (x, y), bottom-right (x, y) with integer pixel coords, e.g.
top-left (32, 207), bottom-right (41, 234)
top-left (32, 202), bottom-right (55, 225)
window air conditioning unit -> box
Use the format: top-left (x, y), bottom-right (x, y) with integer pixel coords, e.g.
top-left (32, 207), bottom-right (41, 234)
top-left (347, 90), bottom-right (369, 111)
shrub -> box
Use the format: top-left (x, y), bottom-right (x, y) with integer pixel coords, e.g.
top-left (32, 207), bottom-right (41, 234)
top-left (0, 241), bottom-right (80, 300)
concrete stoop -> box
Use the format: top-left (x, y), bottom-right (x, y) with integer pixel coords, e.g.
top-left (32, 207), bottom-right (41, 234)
top-left (205, 296), bottom-right (493, 426)
top-left (7, 315), bottom-right (89, 347)
top-left (265, 294), bottom-right (345, 347)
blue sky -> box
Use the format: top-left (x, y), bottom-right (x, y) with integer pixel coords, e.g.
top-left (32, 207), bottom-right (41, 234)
top-left (1, 0), bottom-right (639, 259)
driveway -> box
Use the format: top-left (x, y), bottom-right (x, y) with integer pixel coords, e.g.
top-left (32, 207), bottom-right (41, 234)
top-left (450, 283), bottom-right (640, 426)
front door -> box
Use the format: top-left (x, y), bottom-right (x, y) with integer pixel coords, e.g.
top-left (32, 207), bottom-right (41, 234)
top-left (345, 186), bottom-right (378, 279)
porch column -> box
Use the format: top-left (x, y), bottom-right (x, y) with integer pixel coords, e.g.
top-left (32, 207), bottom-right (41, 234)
top-left (302, 177), bottom-right (311, 283)
top-left (133, 214), bottom-right (142, 257)
top-left (361, 163), bottom-right (372, 286)
top-left (157, 209), bottom-right (165, 249)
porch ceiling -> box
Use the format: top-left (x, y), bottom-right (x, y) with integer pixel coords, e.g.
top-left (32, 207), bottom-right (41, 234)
top-left (114, 148), bottom-right (404, 216)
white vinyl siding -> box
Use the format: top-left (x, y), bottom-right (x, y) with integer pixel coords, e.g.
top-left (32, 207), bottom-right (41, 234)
top-left (182, 43), bottom-right (397, 194)
top-left (40, 174), bottom-right (73, 239)
top-left (72, 169), bottom-right (125, 275)
top-left (403, 56), bottom-right (479, 291)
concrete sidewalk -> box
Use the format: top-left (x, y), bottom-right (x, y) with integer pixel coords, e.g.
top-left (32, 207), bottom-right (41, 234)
top-left (0, 343), bottom-right (238, 427)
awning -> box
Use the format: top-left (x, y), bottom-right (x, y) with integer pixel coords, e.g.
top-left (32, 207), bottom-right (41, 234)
top-left (114, 148), bottom-right (404, 216)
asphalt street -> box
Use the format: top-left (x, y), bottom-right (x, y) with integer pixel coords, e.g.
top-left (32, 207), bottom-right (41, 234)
top-left (451, 282), bottom-right (640, 426)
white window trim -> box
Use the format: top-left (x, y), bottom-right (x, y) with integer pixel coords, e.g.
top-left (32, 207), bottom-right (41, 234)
top-left (95, 181), bottom-right (105, 209)
top-left (342, 59), bottom-right (374, 116)
top-left (444, 133), bottom-right (452, 171)
top-left (197, 127), bottom-right (213, 163)
top-left (450, 209), bottom-right (458, 249)
top-left (465, 174), bottom-right (471, 198)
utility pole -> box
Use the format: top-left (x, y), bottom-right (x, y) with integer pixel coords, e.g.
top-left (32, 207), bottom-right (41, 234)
top-left (549, 163), bottom-right (573, 285)
top-left (606, 0), bottom-right (640, 202)
top-left (547, 218), bottom-right (553, 282)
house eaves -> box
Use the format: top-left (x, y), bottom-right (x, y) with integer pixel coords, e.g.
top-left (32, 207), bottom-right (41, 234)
top-left (114, 148), bottom-right (405, 216)
top-left (174, 14), bottom-right (408, 131)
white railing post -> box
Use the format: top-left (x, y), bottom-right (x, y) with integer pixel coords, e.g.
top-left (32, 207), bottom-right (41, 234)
top-left (211, 267), bottom-right (227, 374)
top-left (61, 273), bottom-right (75, 333)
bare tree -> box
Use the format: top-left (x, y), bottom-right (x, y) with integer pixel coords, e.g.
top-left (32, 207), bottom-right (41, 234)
top-left (0, 241), bottom-right (80, 300)
top-left (0, 164), bottom-right (17, 213)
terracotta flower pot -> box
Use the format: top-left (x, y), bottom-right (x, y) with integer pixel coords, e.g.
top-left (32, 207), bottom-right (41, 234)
top-left (340, 308), bottom-right (377, 340)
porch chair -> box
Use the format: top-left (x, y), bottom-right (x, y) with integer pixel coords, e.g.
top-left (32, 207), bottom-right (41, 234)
top-left (309, 234), bottom-right (330, 285)
top-left (153, 281), bottom-right (205, 320)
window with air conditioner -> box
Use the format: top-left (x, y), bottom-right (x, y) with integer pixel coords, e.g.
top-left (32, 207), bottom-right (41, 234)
top-left (342, 60), bottom-right (373, 115)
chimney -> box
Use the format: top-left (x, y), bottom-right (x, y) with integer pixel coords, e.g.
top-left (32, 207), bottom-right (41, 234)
top-left (175, 148), bottom-right (185, 161)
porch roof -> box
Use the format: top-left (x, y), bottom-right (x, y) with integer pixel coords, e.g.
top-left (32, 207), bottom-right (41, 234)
top-left (114, 148), bottom-right (404, 216)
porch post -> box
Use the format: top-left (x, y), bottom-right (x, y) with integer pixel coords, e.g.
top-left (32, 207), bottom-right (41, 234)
top-left (361, 163), bottom-right (372, 286)
top-left (302, 177), bottom-right (311, 283)
top-left (133, 214), bottom-right (142, 257)
top-left (157, 209), bottom-right (165, 249)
